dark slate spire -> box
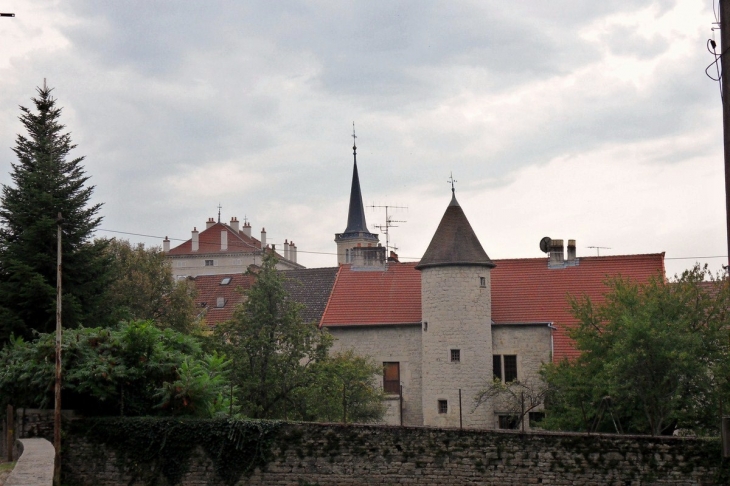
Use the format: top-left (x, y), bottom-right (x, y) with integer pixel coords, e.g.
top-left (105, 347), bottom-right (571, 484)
top-left (343, 124), bottom-right (371, 234)
top-left (416, 187), bottom-right (495, 270)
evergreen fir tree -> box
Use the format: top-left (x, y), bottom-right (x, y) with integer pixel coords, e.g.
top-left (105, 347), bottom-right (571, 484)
top-left (0, 83), bottom-right (111, 341)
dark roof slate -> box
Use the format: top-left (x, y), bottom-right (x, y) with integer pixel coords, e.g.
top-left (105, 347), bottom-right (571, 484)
top-left (415, 192), bottom-right (495, 270)
top-left (282, 267), bottom-right (339, 325)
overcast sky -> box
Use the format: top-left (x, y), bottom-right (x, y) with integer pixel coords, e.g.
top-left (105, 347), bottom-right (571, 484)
top-left (0, 0), bottom-right (726, 277)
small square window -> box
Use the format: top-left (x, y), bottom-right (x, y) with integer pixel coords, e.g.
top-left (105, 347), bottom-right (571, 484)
top-left (438, 400), bottom-right (448, 414)
top-left (480, 277), bottom-right (486, 288)
top-left (529, 412), bottom-right (545, 427)
top-left (450, 349), bottom-right (460, 362)
top-left (205, 260), bottom-right (214, 266)
top-left (498, 415), bottom-right (519, 429)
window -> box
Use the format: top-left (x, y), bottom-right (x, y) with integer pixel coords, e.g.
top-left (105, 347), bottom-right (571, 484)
top-left (383, 362), bottom-right (400, 394)
top-left (529, 412), bottom-right (545, 427)
top-left (220, 277), bottom-right (232, 285)
top-left (504, 355), bottom-right (517, 382)
top-left (216, 297), bottom-right (225, 308)
top-left (493, 355), bottom-right (502, 381)
top-left (205, 260), bottom-right (214, 266)
top-left (345, 249), bottom-right (350, 263)
top-left (450, 349), bottom-right (460, 363)
top-left (498, 415), bottom-right (519, 429)
top-left (480, 277), bottom-right (486, 288)
top-left (438, 400), bottom-right (448, 414)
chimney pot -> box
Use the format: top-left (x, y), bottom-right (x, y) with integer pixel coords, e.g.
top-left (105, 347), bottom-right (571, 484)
top-left (567, 239), bottom-right (577, 262)
top-left (229, 217), bottom-right (240, 232)
top-left (549, 239), bottom-right (564, 265)
top-left (206, 217), bottom-right (216, 229)
top-left (260, 228), bottom-right (267, 249)
top-left (242, 221), bottom-right (252, 237)
top-left (163, 236), bottom-right (170, 253)
top-left (192, 227), bottom-right (199, 252)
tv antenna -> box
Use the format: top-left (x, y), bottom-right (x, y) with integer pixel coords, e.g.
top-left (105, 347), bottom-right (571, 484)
top-left (587, 246), bottom-right (611, 256)
top-left (368, 203), bottom-right (408, 254)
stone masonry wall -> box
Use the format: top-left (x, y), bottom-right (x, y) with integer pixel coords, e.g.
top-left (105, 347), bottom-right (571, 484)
top-left (61, 420), bottom-right (729, 486)
top-left (421, 266), bottom-right (493, 429)
top-left (491, 324), bottom-right (553, 430)
top-left (328, 324), bottom-right (423, 426)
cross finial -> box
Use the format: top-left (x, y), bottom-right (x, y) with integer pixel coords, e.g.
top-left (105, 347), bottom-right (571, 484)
top-left (243, 214), bottom-right (248, 225)
top-left (217, 203), bottom-right (222, 223)
top-left (352, 122), bottom-right (357, 151)
top-left (447, 172), bottom-right (457, 194)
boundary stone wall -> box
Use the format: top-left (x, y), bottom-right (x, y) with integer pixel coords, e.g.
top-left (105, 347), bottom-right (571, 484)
top-left (59, 419), bottom-right (730, 485)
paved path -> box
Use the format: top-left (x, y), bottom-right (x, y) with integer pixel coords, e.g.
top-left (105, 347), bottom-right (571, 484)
top-left (6, 438), bottom-right (53, 486)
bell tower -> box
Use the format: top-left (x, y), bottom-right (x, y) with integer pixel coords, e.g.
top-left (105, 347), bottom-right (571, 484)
top-left (334, 124), bottom-right (379, 264)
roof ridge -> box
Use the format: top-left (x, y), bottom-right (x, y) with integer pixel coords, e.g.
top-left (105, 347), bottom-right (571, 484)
top-left (318, 265), bottom-right (343, 329)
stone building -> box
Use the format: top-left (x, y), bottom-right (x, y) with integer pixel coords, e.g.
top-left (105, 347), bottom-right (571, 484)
top-left (165, 215), bottom-right (304, 278)
top-left (188, 142), bottom-right (665, 430)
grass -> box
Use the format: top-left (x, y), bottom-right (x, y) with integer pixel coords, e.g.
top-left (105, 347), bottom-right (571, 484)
top-left (0, 462), bottom-right (15, 472)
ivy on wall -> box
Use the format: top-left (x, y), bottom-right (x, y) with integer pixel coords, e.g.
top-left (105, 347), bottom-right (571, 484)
top-left (71, 417), bottom-right (282, 485)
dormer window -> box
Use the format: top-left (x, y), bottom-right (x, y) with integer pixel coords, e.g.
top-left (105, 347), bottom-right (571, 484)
top-left (220, 277), bottom-right (232, 285)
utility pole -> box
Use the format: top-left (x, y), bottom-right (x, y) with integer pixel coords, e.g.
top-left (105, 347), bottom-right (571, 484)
top-left (721, 0), bottom-right (730, 268)
top-left (54, 213), bottom-right (63, 486)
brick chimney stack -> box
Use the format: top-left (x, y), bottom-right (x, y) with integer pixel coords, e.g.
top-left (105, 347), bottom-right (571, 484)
top-left (206, 217), bottom-right (216, 229)
top-left (242, 222), bottom-right (251, 238)
top-left (191, 227), bottom-right (199, 252)
top-left (549, 239), bottom-right (564, 265)
top-left (229, 217), bottom-right (239, 232)
top-left (163, 236), bottom-right (170, 253)
top-left (261, 228), bottom-right (266, 249)
top-left (567, 239), bottom-right (577, 262)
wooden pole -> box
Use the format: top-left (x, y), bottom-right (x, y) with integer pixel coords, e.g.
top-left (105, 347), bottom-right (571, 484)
top-left (721, 0), bottom-right (730, 267)
top-left (53, 213), bottom-right (62, 486)
top-left (459, 389), bottom-right (463, 430)
top-left (399, 385), bottom-right (403, 426)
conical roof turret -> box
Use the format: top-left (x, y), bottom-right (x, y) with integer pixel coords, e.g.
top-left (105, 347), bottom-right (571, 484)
top-left (416, 189), bottom-right (495, 270)
top-left (343, 151), bottom-right (370, 234)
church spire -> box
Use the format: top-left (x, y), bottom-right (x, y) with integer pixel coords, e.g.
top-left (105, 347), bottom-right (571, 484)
top-left (343, 122), bottom-right (370, 234)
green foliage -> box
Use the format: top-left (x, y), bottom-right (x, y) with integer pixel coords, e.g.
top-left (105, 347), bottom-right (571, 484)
top-left (0, 84), bottom-right (112, 341)
top-left (0, 320), bottom-right (230, 417)
top-left (542, 265), bottom-right (730, 435)
top-left (298, 350), bottom-right (386, 423)
top-left (105, 239), bottom-right (200, 333)
top-left (214, 253), bottom-right (384, 422)
top-left (474, 377), bottom-right (548, 429)
top-left (73, 417), bottom-right (282, 485)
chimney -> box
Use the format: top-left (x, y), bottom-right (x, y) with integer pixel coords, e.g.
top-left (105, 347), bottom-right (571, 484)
top-left (191, 227), bottom-right (199, 252)
top-left (549, 239), bottom-right (564, 265)
top-left (567, 239), bottom-right (577, 262)
top-left (206, 217), bottom-right (216, 229)
top-left (229, 217), bottom-right (239, 232)
top-left (242, 222), bottom-right (251, 238)
top-left (291, 241), bottom-right (296, 263)
top-left (260, 228), bottom-right (266, 249)
top-left (163, 236), bottom-right (170, 253)
top-left (221, 230), bottom-right (228, 251)
top-left (388, 250), bottom-right (400, 263)
top-left (284, 239), bottom-right (290, 260)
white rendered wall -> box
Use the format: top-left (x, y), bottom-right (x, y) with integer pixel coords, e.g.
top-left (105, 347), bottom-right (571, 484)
top-left (327, 325), bottom-right (423, 426)
top-left (420, 266), bottom-right (493, 429)
top-left (168, 253), bottom-right (301, 278)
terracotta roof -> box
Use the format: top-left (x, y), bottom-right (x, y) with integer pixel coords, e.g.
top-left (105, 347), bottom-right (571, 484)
top-left (491, 254), bottom-right (665, 361)
top-left (193, 273), bottom-right (255, 327)
top-left (168, 222), bottom-right (264, 256)
top-left (319, 253), bottom-right (665, 361)
top-left (320, 263), bottom-right (422, 327)
top-left (282, 267), bottom-right (339, 325)
top-left (415, 193), bottom-right (495, 270)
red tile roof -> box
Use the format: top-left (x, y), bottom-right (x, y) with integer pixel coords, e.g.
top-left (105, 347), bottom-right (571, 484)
top-left (168, 223), bottom-right (264, 255)
top-left (491, 254), bottom-right (665, 361)
top-left (193, 273), bottom-right (256, 327)
top-left (320, 263), bottom-right (422, 327)
top-left (319, 254), bottom-right (665, 361)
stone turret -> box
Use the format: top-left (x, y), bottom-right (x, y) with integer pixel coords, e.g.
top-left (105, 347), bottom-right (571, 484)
top-left (416, 189), bottom-right (495, 429)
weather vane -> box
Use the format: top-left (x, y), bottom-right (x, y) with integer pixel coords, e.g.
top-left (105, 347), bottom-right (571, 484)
top-left (352, 122), bottom-right (357, 151)
top-left (447, 172), bottom-right (457, 194)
